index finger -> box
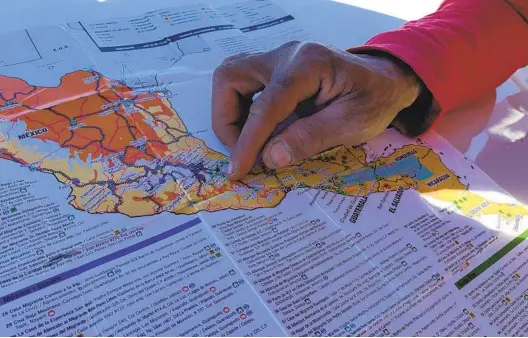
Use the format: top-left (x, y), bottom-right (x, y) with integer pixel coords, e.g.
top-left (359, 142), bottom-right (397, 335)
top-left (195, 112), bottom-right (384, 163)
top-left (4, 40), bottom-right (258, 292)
top-left (211, 57), bottom-right (268, 150)
top-left (227, 63), bottom-right (322, 180)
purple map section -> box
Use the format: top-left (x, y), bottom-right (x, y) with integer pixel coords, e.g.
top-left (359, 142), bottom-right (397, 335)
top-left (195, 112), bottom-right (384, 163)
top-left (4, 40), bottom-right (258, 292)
top-left (0, 217), bottom-right (201, 306)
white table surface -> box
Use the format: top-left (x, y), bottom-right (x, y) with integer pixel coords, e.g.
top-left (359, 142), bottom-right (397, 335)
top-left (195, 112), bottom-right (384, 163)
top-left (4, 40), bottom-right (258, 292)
top-left (1, 0), bottom-right (527, 204)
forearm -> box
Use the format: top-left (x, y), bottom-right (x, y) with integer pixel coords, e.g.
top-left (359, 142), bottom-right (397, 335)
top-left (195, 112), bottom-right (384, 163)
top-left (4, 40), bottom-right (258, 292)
top-left (351, 0), bottom-right (528, 136)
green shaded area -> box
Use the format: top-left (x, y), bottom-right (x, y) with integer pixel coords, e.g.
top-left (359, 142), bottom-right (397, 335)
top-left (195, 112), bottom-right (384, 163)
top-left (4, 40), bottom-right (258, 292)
top-left (455, 227), bottom-right (528, 289)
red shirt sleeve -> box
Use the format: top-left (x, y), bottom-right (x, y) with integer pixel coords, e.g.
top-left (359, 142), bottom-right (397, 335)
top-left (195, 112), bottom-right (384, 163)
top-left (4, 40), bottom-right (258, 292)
top-left (353, 0), bottom-right (528, 116)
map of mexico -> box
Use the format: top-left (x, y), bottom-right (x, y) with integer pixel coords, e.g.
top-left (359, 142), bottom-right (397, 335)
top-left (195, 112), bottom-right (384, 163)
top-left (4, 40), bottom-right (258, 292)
top-left (0, 69), bottom-right (526, 223)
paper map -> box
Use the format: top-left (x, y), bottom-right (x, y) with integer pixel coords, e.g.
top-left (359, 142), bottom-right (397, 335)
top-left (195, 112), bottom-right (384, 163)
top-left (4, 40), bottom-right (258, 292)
top-left (1, 1), bottom-right (527, 337)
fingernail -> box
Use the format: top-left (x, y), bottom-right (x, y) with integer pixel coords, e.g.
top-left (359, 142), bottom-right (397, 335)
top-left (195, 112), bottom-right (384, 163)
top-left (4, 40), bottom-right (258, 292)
top-left (270, 141), bottom-right (292, 167)
top-left (226, 161), bottom-right (235, 176)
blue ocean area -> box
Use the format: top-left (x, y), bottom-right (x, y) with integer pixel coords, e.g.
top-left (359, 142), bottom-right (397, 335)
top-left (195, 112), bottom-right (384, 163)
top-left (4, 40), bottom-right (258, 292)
top-left (342, 155), bottom-right (433, 184)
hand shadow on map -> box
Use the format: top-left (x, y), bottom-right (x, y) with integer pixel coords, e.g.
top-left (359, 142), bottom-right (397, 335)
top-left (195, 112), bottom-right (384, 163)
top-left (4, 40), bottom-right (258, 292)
top-left (471, 91), bottom-right (528, 205)
top-left (423, 87), bottom-right (528, 205)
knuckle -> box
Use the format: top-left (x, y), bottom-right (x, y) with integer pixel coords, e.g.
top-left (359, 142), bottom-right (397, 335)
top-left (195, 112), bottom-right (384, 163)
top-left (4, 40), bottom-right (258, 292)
top-left (214, 55), bottom-right (267, 88)
top-left (212, 64), bottom-right (231, 83)
top-left (222, 52), bottom-right (248, 64)
top-left (297, 42), bottom-right (326, 58)
top-left (294, 42), bottom-right (334, 75)
top-left (277, 40), bottom-right (302, 51)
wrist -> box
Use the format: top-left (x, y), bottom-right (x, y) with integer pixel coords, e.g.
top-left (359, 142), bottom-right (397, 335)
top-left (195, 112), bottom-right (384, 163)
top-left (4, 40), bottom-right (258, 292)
top-left (349, 49), bottom-right (439, 137)
top-left (354, 51), bottom-right (421, 105)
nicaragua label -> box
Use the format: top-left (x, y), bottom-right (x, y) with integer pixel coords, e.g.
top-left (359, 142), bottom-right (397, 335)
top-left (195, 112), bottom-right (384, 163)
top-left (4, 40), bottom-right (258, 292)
top-left (426, 173), bottom-right (450, 187)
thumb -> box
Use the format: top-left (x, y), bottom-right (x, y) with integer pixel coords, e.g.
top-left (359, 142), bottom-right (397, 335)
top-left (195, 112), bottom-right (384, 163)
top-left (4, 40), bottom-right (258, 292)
top-left (262, 107), bottom-right (347, 169)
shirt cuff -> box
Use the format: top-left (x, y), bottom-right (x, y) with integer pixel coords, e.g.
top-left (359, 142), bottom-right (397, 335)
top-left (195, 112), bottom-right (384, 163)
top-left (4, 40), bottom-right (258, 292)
top-left (347, 46), bottom-right (441, 137)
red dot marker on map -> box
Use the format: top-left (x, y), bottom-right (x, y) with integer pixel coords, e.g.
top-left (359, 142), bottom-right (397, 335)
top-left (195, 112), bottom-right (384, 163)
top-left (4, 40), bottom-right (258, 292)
top-left (223, 307), bottom-right (230, 313)
top-left (209, 286), bottom-right (216, 292)
top-left (48, 310), bottom-right (55, 317)
top-left (240, 313), bottom-right (247, 320)
top-left (182, 286), bottom-right (189, 292)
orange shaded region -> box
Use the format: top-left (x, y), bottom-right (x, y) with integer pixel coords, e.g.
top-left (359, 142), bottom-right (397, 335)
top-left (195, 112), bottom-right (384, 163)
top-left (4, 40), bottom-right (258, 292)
top-left (5, 70), bottom-right (174, 163)
top-left (0, 71), bottom-right (111, 120)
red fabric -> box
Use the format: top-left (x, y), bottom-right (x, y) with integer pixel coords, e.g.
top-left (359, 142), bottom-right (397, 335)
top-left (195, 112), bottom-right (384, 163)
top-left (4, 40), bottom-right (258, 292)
top-left (357, 0), bottom-right (528, 115)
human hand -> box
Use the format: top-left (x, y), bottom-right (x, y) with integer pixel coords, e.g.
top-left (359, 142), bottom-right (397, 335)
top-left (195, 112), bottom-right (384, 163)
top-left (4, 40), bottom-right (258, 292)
top-left (212, 41), bottom-right (421, 181)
